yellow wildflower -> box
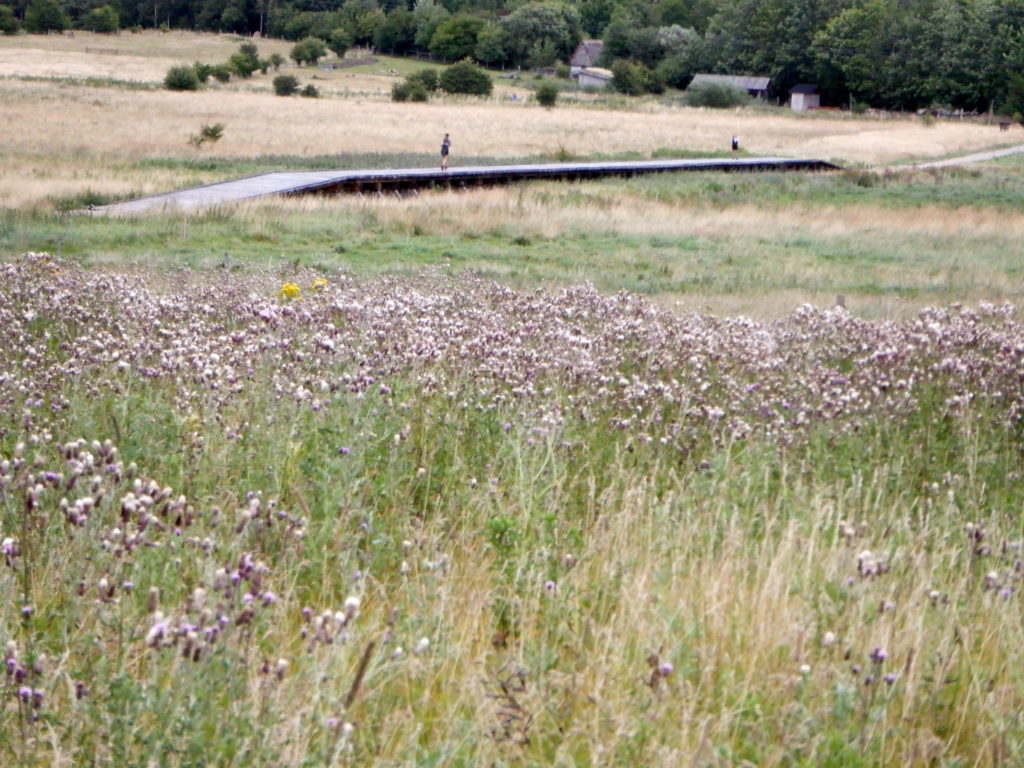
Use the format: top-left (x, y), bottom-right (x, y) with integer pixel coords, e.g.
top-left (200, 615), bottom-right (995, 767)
top-left (311, 277), bottom-right (329, 291)
top-left (279, 282), bottom-right (301, 300)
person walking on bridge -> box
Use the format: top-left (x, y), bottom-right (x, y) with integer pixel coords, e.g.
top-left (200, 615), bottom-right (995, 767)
top-left (440, 133), bottom-right (451, 170)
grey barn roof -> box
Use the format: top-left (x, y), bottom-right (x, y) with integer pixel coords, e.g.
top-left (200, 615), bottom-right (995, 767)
top-left (690, 74), bottom-right (771, 92)
top-left (570, 40), bottom-right (604, 68)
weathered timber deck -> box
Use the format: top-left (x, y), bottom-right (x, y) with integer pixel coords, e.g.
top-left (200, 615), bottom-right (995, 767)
top-left (96, 157), bottom-right (839, 215)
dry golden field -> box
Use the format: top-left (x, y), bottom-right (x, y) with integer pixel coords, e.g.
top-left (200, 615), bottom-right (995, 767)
top-left (2, 31), bottom-right (1023, 209)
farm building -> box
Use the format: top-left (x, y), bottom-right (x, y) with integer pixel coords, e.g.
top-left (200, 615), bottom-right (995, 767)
top-left (570, 40), bottom-right (604, 78)
top-left (577, 67), bottom-right (613, 89)
top-left (790, 84), bottom-right (821, 111)
top-left (689, 74), bottom-right (771, 100)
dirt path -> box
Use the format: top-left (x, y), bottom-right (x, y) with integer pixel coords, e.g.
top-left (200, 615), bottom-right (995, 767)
top-left (905, 143), bottom-right (1024, 169)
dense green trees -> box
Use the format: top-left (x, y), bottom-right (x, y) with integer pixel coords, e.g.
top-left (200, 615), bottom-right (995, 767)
top-left (0, 3), bottom-right (19, 32)
top-left (2, 0), bottom-right (1023, 112)
top-left (23, 0), bottom-right (68, 32)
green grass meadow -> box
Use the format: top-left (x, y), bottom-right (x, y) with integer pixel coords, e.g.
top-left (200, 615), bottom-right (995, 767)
top-left (4, 129), bottom-right (1024, 768)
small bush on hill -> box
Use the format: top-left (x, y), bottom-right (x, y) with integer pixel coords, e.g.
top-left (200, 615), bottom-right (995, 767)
top-left (193, 61), bottom-right (213, 83)
top-left (188, 122), bottom-right (225, 148)
top-left (229, 42), bottom-right (261, 78)
top-left (211, 64), bottom-right (232, 83)
top-left (273, 74), bottom-right (300, 96)
top-left (300, 84), bottom-right (320, 98)
top-left (408, 68), bottom-right (439, 92)
top-left (536, 79), bottom-right (558, 108)
top-left (683, 81), bottom-right (751, 108)
top-left (291, 37), bottom-right (328, 66)
top-left (164, 64), bottom-right (201, 91)
top-left (392, 79), bottom-right (429, 102)
top-left (438, 59), bottom-right (492, 97)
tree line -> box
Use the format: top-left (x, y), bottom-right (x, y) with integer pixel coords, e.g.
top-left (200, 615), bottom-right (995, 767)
top-left (3, 0), bottom-right (1024, 114)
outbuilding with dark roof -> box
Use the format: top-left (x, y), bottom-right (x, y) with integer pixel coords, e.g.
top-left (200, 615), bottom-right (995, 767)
top-left (570, 40), bottom-right (604, 77)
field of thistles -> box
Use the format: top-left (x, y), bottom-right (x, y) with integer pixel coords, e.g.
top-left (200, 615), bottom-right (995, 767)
top-left (2, 252), bottom-right (1024, 766)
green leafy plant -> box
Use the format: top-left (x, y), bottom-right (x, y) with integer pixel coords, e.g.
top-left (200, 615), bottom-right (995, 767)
top-left (188, 122), bottom-right (225, 148)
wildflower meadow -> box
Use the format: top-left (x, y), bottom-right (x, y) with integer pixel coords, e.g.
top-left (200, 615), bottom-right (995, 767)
top-left (1, 252), bottom-right (1024, 766)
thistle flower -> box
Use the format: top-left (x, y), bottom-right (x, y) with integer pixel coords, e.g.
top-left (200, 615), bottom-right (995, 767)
top-left (343, 596), bottom-right (360, 619)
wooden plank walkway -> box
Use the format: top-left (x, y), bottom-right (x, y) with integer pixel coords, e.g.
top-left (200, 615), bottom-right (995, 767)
top-left (96, 157), bottom-right (839, 215)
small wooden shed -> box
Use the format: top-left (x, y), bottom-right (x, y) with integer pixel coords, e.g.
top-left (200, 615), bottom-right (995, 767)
top-left (790, 84), bottom-right (820, 111)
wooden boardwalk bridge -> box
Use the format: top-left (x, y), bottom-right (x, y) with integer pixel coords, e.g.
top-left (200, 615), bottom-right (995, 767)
top-left (96, 157), bottom-right (840, 215)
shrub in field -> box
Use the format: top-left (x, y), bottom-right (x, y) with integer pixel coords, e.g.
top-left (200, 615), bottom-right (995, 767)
top-left (300, 84), bottom-right (320, 98)
top-left (229, 42), bottom-right (261, 78)
top-left (273, 74), bottom-right (300, 96)
top-left (291, 37), bottom-right (328, 66)
top-left (610, 59), bottom-right (661, 95)
top-left (683, 80), bottom-right (751, 108)
top-left (0, 5), bottom-right (19, 34)
top-left (438, 59), bottom-right (493, 96)
top-left (535, 79), bottom-right (558, 108)
top-left (164, 64), bottom-right (201, 91)
top-left (210, 63), bottom-right (232, 83)
top-left (24, 0), bottom-right (69, 32)
top-left (268, 52), bottom-right (286, 71)
top-left (188, 122), bottom-right (225, 147)
top-left (392, 80), bottom-right (426, 101)
top-left (193, 61), bottom-right (213, 83)
top-left (407, 68), bottom-right (440, 92)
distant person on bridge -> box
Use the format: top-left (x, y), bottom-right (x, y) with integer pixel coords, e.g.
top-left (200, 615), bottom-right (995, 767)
top-left (440, 133), bottom-right (451, 170)
top-left (731, 135), bottom-right (739, 155)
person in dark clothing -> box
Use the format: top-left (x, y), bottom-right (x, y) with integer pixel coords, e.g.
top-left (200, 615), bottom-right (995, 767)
top-left (731, 135), bottom-right (739, 155)
top-left (440, 133), bottom-right (451, 169)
